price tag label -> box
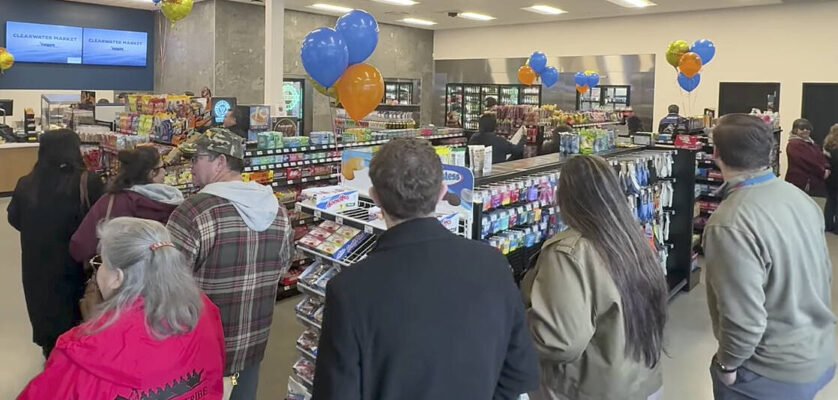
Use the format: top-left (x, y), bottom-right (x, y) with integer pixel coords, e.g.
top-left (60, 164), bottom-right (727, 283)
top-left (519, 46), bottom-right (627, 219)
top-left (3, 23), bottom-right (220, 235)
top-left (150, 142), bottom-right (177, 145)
top-left (295, 203), bottom-right (302, 212)
top-left (364, 225), bottom-right (374, 234)
top-left (256, 151), bottom-right (263, 156)
top-left (526, 204), bottom-right (533, 211)
top-left (335, 216), bottom-right (344, 225)
top-left (302, 178), bottom-right (309, 183)
top-left (245, 167), bottom-right (252, 172)
top-left (305, 161), bottom-right (311, 165)
top-left (283, 148), bottom-right (290, 153)
top-left (260, 166), bottom-right (267, 171)
top-left (314, 210), bottom-right (322, 218)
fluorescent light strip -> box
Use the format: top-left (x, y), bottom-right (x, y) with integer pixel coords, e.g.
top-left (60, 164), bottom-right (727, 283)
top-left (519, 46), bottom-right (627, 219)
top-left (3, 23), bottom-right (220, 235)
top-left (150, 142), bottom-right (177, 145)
top-left (523, 5), bottom-right (567, 15)
top-left (605, 0), bottom-right (656, 8)
top-left (308, 3), bottom-right (354, 13)
top-left (401, 17), bottom-right (437, 26)
top-left (373, 0), bottom-right (419, 5)
top-left (458, 12), bottom-right (496, 21)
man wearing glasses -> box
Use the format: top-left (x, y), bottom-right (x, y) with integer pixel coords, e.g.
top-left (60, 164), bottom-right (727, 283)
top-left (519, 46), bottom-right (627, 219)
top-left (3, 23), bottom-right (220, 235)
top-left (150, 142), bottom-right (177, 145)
top-left (166, 128), bottom-right (294, 400)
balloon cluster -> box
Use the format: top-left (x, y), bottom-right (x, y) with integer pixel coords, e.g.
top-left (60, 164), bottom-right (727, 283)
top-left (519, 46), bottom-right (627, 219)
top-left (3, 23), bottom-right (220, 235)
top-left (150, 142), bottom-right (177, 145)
top-left (573, 70), bottom-right (600, 94)
top-left (158, 0), bottom-right (193, 27)
top-left (0, 47), bottom-right (14, 73)
top-left (666, 39), bottom-right (715, 92)
top-left (518, 51), bottom-right (559, 88)
top-left (301, 10), bottom-right (383, 122)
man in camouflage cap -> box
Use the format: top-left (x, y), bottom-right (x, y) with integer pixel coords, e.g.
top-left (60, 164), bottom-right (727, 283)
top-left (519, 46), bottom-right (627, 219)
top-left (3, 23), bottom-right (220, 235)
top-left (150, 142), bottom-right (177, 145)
top-left (167, 127), bottom-right (293, 399)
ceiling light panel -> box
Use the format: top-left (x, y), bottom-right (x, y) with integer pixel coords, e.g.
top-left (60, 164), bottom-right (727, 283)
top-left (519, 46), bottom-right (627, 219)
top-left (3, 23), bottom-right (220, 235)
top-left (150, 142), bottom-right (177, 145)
top-left (401, 17), bottom-right (437, 26)
top-left (523, 5), bottom-right (567, 15)
top-left (372, 0), bottom-right (419, 5)
top-left (605, 0), bottom-right (657, 8)
top-left (458, 12), bottom-right (496, 21)
top-left (308, 3), bottom-right (354, 13)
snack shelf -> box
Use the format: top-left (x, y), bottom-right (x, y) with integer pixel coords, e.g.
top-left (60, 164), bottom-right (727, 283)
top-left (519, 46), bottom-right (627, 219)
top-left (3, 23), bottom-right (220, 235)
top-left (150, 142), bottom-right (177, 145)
top-left (297, 234), bottom-right (379, 268)
top-left (568, 121), bottom-right (621, 128)
top-left (296, 312), bottom-right (322, 331)
top-left (272, 173), bottom-right (340, 187)
top-left (244, 157), bottom-right (341, 172)
top-left (296, 199), bottom-right (386, 236)
top-left (297, 280), bottom-right (326, 299)
top-left (695, 176), bottom-right (724, 184)
top-left (296, 344), bottom-right (318, 362)
top-left (276, 284), bottom-right (300, 301)
top-left (293, 370), bottom-right (314, 388)
top-left (244, 133), bottom-right (466, 157)
top-left (291, 216), bottom-right (316, 227)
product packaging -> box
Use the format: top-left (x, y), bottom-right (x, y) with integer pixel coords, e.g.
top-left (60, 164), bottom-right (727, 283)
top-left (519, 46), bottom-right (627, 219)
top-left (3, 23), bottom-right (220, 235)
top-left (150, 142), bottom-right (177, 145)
top-left (300, 186), bottom-right (360, 212)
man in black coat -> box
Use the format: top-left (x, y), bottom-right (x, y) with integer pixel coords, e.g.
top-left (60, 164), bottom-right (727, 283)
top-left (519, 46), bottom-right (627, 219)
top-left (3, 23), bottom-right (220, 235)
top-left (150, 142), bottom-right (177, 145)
top-left (313, 137), bottom-right (539, 400)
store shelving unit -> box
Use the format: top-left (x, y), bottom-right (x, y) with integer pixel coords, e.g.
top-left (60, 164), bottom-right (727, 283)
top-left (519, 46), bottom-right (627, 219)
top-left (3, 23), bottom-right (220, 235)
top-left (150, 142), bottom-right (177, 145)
top-left (446, 83), bottom-right (543, 131)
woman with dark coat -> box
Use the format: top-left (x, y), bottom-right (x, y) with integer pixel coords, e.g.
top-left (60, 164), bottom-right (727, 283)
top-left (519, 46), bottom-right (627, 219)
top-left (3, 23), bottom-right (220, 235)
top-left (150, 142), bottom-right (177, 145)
top-left (785, 118), bottom-right (829, 196)
top-left (822, 124), bottom-right (838, 232)
top-left (7, 129), bottom-right (104, 357)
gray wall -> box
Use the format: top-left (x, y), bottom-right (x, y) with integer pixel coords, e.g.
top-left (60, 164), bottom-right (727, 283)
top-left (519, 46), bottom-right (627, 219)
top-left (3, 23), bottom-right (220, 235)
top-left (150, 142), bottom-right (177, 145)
top-left (284, 10), bottom-right (434, 131)
top-left (154, 0), bottom-right (216, 94)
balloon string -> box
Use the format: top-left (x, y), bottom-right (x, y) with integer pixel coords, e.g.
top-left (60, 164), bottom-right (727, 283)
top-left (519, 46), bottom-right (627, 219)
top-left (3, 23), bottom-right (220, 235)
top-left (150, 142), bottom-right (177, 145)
top-left (158, 14), bottom-right (168, 85)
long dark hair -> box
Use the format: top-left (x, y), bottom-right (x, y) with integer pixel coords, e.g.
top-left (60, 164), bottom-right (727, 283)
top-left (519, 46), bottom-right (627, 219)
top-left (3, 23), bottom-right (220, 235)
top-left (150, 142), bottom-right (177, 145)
top-left (108, 146), bottom-right (161, 193)
top-left (23, 129), bottom-right (86, 200)
top-left (558, 155), bottom-right (667, 368)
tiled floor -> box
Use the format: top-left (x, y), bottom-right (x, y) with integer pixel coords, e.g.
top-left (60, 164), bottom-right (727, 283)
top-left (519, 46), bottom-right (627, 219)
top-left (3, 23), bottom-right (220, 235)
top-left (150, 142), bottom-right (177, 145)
top-left (1, 196), bottom-right (837, 399)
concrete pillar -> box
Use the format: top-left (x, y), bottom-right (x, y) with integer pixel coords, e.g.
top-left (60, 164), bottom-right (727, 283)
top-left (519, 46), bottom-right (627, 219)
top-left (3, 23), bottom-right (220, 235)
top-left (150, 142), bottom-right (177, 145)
top-left (264, 0), bottom-right (285, 113)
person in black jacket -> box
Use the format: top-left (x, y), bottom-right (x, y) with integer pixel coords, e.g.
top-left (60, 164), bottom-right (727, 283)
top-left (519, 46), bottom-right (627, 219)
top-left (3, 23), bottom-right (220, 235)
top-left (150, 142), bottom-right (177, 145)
top-left (823, 124), bottom-right (838, 232)
top-left (469, 113), bottom-right (526, 164)
top-left (313, 137), bottom-right (539, 400)
top-left (7, 129), bottom-right (104, 358)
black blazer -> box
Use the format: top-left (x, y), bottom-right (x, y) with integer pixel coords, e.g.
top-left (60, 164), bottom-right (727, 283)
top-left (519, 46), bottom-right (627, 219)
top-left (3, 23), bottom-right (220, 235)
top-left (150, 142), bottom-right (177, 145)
top-left (469, 131), bottom-right (525, 164)
top-left (312, 218), bottom-right (539, 400)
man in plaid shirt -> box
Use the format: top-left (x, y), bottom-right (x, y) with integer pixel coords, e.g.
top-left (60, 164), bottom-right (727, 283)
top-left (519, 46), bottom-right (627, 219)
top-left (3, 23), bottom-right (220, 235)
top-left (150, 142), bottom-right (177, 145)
top-left (167, 128), bottom-right (293, 399)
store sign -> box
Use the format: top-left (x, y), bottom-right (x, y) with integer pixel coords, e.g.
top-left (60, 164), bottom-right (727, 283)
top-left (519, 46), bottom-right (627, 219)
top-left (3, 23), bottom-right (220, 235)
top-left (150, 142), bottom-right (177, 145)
top-left (283, 83), bottom-right (301, 111)
top-left (82, 28), bottom-right (148, 67)
top-left (6, 21), bottom-right (82, 64)
top-left (438, 164), bottom-right (474, 219)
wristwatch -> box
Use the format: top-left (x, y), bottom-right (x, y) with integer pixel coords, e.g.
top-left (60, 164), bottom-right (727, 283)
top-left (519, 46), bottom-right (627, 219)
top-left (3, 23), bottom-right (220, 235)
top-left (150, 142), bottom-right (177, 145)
top-left (713, 355), bottom-right (737, 373)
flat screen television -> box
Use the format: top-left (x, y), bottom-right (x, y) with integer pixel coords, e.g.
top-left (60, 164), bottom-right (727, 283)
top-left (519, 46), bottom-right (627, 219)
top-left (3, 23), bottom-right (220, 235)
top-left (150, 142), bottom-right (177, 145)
top-left (83, 27), bottom-right (148, 67)
top-left (5, 21), bottom-right (83, 64)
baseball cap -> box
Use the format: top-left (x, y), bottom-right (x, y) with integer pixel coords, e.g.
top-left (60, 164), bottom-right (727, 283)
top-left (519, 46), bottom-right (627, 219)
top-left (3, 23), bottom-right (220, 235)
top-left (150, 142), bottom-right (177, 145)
top-left (178, 127), bottom-right (245, 160)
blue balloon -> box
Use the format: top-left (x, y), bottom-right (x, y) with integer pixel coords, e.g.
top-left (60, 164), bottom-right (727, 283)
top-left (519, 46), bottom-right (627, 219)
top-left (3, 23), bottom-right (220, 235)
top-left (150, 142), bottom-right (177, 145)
top-left (529, 51), bottom-right (548, 75)
top-left (541, 67), bottom-right (559, 88)
top-left (152, 0), bottom-right (161, 3)
top-left (690, 39), bottom-right (715, 65)
top-left (335, 10), bottom-right (379, 65)
top-left (574, 72), bottom-right (588, 87)
top-left (677, 72), bottom-right (701, 92)
top-left (587, 72), bottom-right (600, 88)
top-left (301, 28), bottom-right (349, 88)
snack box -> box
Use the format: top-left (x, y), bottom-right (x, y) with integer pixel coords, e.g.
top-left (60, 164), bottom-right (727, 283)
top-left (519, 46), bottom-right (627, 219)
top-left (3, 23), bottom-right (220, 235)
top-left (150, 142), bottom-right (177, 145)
top-left (301, 186), bottom-right (359, 212)
top-left (316, 231), bottom-right (372, 260)
top-left (333, 226), bottom-right (361, 240)
top-left (308, 227), bottom-right (332, 241)
top-left (317, 220), bottom-right (342, 233)
top-left (436, 212), bottom-right (460, 233)
top-left (299, 234), bottom-right (324, 248)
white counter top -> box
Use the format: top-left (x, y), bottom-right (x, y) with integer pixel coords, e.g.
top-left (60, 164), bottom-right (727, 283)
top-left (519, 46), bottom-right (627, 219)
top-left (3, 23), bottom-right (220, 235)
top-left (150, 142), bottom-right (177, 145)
top-left (0, 142), bottom-right (39, 149)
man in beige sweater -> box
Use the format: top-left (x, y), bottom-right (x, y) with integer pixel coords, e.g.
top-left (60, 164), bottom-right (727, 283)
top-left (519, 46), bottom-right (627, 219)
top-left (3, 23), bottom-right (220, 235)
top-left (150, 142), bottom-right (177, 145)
top-left (704, 114), bottom-right (836, 399)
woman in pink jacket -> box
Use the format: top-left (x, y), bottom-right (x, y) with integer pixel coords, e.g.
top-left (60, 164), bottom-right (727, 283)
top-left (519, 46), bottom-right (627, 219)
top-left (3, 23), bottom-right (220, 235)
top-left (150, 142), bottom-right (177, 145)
top-left (18, 217), bottom-right (225, 400)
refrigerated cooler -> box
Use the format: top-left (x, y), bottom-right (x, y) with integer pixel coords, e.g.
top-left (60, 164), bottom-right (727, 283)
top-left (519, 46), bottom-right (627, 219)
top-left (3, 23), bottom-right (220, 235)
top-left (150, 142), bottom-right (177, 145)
top-left (280, 78), bottom-right (305, 135)
top-left (383, 81), bottom-right (414, 105)
top-left (577, 85), bottom-right (630, 111)
top-left (446, 84), bottom-right (542, 130)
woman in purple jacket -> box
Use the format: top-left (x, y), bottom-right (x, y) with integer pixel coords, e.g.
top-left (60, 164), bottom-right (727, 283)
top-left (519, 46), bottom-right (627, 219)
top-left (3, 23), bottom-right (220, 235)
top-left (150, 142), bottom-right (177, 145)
top-left (70, 146), bottom-right (184, 263)
top-left (785, 119), bottom-right (830, 196)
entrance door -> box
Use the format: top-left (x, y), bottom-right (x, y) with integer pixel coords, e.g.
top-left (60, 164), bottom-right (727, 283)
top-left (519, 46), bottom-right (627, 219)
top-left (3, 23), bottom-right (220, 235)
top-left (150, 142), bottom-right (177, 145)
top-left (718, 82), bottom-right (780, 116)
top-left (802, 83), bottom-right (838, 144)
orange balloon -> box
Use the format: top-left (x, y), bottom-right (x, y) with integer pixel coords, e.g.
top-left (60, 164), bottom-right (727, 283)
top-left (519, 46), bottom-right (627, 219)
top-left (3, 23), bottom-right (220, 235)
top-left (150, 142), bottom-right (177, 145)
top-left (517, 65), bottom-right (537, 86)
top-left (678, 52), bottom-right (702, 78)
top-left (336, 63), bottom-right (385, 122)
top-left (576, 84), bottom-right (588, 94)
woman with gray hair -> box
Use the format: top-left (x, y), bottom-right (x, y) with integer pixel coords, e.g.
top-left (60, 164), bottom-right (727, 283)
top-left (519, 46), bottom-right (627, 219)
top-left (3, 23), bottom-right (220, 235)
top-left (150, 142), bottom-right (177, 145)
top-left (17, 217), bottom-right (226, 400)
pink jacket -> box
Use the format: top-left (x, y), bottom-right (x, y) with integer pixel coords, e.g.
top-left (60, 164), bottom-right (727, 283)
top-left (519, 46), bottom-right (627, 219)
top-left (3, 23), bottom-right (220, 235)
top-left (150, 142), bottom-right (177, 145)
top-left (17, 294), bottom-right (225, 400)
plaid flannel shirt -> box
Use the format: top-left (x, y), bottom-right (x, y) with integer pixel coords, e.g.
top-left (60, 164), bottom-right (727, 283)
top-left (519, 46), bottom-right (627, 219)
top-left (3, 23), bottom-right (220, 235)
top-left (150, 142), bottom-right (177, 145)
top-left (167, 193), bottom-right (293, 375)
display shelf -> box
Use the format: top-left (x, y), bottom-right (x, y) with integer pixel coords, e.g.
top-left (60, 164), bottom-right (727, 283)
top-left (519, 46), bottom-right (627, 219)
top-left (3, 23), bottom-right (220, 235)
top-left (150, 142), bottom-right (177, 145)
top-left (293, 370), bottom-right (314, 388)
top-left (696, 176), bottom-right (724, 184)
top-left (667, 276), bottom-right (689, 300)
top-left (296, 345), bottom-right (318, 362)
top-left (291, 216), bottom-right (315, 227)
top-left (296, 199), bottom-right (386, 236)
top-left (244, 157), bottom-right (341, 172)
top-left (245, 133), bottom-right (465, 158)
top-left (272, 173), bottom-right (340, 187)
top-left (297, 280), bottom-right (326, 299)
top-left (296, 312), bottom-right (322, 331)
top-left (276, 284), bottom-right (300, 301)
top-left (568, 121), bottom-right (621, 128)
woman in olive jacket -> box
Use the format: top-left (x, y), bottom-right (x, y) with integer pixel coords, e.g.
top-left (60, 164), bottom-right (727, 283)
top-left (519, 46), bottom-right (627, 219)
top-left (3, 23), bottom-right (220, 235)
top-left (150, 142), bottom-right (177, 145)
top-left (523, 155), bottom-right (668, 400)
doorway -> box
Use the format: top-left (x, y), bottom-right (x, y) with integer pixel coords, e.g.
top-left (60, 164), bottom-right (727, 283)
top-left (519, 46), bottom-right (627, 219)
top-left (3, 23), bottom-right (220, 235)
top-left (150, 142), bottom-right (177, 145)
top-left (802, 83), bottom-right (838, 144)
top-left (718, 82), bottom-right (780, 116)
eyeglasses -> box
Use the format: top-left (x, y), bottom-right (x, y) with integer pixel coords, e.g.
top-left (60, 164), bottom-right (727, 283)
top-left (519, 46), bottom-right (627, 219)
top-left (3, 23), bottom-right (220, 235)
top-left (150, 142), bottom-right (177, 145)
top-left (190, 154), bottom-right (213, 165)
top-left (89, 255), bottom-right (103, 273)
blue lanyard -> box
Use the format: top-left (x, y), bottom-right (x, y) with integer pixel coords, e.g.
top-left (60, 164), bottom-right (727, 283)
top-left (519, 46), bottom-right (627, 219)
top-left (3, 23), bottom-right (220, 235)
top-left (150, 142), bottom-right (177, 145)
top-left (730, 172), bottom-right (775, 191)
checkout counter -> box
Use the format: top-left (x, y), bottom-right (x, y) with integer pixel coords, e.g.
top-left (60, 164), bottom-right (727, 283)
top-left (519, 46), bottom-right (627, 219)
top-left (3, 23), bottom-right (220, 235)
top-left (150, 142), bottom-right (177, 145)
top-left (0, 142), bottom-right (38, 195)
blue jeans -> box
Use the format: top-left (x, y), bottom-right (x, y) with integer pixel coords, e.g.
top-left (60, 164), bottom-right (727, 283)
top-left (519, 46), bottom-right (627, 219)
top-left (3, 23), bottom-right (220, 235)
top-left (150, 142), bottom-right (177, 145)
top-left (229, 362), bottom-right (261, 400)
top-left (710, 361), bottom-right (835, 400)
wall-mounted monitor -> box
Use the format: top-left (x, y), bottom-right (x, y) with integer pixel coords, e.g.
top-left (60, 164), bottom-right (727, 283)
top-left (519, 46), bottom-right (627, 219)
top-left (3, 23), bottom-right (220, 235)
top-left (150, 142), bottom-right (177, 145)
top-left (83, 27), bottom-right (148, 67)
top-left (5, 21), bottom-right (83, 64)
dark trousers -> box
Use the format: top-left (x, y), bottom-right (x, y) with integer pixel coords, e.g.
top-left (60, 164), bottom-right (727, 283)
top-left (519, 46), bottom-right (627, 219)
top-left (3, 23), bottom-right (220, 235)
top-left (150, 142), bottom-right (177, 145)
top-left (230, 362), bottom-right (261, 400)
top-left (825, 188), bottom-right (838, 231)
top-left (710, 361), bottom-right (835, 400)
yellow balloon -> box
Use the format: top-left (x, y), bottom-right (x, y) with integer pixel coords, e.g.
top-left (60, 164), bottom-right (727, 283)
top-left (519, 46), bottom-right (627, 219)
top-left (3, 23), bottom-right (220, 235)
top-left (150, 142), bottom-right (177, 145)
top-left (0, 48), bottom-right (14, 71)
top-left (306, 75), bottom-right (340, 105)
top-left (584, 69), bottom-right (596, 76)
top-left (665, 40), bottom-right (690, 68)
top-left (162, 0), bottom-right (194, 26)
